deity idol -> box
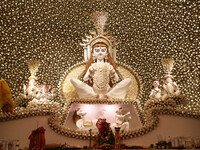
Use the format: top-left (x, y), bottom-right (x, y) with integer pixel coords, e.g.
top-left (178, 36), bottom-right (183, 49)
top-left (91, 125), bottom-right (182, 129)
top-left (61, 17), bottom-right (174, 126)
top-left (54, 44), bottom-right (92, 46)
top-left (37, 84), bottom-right (56, 101)
top-left (70, 11), bottom-right (131, 99)
top-left (23, 76), bottom-right (39, 98)
top-left (23, 76), bottom-right (56, 101)
top-left (73, 108), bottom-right (97, 130)
top-left (110, 107), bottom-right (131, 133)
top-left (22, 60), bottom-right (56, 101)
top-left (71, 42), bottom-right (131, 99)
top-left (149, 79), bottom-right (162, 100)
top-left (23, 60), bottom-right (40, 98)
top-left (162, 75), bottom-right (180, 100)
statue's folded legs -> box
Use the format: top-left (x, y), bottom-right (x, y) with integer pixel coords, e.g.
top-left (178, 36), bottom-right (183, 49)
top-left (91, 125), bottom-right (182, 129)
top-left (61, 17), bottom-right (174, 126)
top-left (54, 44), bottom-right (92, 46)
top-left (70, 78), bottom-right (97, 98)
top-left (107, 78), bottom-right (132, 99)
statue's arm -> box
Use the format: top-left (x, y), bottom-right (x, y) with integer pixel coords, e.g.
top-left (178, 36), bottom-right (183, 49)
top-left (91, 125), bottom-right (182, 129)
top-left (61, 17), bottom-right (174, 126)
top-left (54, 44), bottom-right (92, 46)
top-left (162, 84), bottom-right (167, 94)
top-left (83, 66), bottom-right (93, 81)
top-left (173, 82), bottom-right (179, 90)
top-left (110, 65), bottom-right (119, 81)
top-left (116, 114), bottom-right (126, 118)
top-left (113, 72), bottom-right (119, 81)
top-left (125, 112), bottom-right (130, 116)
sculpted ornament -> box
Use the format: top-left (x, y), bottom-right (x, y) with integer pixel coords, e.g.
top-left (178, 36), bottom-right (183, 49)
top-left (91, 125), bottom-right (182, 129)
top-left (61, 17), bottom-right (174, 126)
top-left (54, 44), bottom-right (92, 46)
top-left (162, 75), bottom-right (180, 100)
top-left (73, 108), bottom-right (97, 130)
top-left (110, 107), bottom-right (131, 133)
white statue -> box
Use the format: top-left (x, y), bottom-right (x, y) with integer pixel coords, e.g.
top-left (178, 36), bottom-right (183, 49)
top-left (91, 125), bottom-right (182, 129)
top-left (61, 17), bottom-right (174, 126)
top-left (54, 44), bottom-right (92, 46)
top-left (111, 107), bottom-right (131, 133)
top-left (149, 79), bottom-right (162, 100)
top-left (73, 108), bottom-right (97, 130)
top-left (23, 60), bottom-right (41, 98)
top-left (23, 76), bottom-right (40, 98)
top-left (71, 42), bottom-right (132, 99)
top-left (23, 76), bottom-right (55, 101)
top-left (37, 85), bottom-right (56, 101)
top-left (162, 75), bottom-right (180, 100)
top-left (70, 11), bottom-right (131, 99)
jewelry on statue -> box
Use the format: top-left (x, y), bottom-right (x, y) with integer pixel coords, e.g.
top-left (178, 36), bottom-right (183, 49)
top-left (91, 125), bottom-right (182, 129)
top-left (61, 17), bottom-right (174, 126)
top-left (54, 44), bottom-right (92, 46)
top-left (105, 53), bottom-right (108, 61)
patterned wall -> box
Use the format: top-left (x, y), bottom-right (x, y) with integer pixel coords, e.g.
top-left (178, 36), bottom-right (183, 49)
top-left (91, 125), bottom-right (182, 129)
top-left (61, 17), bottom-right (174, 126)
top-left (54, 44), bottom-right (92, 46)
top-left (0, 0), bottom-right (199, 110)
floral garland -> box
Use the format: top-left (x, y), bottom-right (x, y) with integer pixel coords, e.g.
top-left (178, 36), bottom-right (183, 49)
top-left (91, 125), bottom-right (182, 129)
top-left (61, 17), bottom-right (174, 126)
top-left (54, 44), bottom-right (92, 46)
top-left (93, 63), bottom-right (110, 91)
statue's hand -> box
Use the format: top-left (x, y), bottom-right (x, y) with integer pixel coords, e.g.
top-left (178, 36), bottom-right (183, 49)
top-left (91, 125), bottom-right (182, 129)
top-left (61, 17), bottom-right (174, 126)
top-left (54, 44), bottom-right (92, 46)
top-left (83, 66), bottom-right (93, 81)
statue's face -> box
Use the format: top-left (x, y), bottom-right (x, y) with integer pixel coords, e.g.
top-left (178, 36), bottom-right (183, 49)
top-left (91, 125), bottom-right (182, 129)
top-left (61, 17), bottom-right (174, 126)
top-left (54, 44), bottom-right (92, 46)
top-left (153, 81), bottom-right (159, 87)
top-left (29, 79), bottom-right (36, 87)
top-left (93, 46), bottom-right (107, 60)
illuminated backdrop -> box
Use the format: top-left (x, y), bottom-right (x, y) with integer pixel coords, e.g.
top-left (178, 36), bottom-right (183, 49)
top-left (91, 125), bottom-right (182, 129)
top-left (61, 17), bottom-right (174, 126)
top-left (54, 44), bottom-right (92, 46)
top-left (0, 0), bottom-right (199, 111)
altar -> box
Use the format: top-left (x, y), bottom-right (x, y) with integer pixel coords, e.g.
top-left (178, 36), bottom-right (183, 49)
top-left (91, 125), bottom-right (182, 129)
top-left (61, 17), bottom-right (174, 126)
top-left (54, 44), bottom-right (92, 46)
top-left (64, 103), bottom-right (143, 130)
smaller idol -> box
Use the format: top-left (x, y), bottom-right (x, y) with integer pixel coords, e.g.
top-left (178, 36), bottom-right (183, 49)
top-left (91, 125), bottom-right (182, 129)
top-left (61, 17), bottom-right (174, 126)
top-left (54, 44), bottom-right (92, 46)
top-left (111, 107), bottom-right (131, 133)
top-left (73, 108), bottom-right (97, 130)
top-left (37, 84), bottom-right (56, 101)
top-left (23, 76), bottom-right (56, 101)
top-left (23, 75), bottom-right (39, 98)
top-left (162, 75), bottom-right (180, 100)
top-left (23, 60), bottom-right (56, 100)
top-left (23, 60), bottom-right (40, 99)
top-left (149, 79), bottom-right (162, 100)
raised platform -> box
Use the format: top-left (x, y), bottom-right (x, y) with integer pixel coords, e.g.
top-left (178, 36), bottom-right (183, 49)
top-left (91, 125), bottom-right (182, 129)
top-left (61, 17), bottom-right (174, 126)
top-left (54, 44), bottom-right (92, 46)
top-left (64, 103), bottom-right (143, 130)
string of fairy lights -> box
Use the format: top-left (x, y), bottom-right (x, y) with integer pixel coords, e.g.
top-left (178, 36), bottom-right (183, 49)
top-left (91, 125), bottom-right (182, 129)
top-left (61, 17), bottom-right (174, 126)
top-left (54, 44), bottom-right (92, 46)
top-left (0, 0), bottom-right (199, 111)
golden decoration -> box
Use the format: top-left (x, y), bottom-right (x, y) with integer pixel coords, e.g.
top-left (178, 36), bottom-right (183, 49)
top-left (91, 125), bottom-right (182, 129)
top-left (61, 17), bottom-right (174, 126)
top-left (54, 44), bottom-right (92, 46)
top-left (161, 58), bottom-right (175, 75)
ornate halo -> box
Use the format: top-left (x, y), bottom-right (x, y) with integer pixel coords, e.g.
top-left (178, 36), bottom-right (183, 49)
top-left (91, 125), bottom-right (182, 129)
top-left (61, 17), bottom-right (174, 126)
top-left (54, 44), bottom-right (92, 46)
top-left (80, 11), bottom-right (119, 61)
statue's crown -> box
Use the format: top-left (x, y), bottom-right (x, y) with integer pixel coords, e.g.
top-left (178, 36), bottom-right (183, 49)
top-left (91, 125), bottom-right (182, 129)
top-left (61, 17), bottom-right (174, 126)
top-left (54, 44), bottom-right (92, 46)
top-left (80, 11), bottom-right (119, 61)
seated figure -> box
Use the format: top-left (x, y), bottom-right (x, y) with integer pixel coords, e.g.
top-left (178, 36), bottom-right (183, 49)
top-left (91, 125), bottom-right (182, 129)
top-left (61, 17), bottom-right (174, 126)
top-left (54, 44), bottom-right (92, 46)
top-left (23, 76), bottom-right (55, 100)
top-left (71, 42), bottom-right (132, 99)
top-left (149, 79), bottom-right (162, 100)
top-left (111, 107), bottom-right (131, 133)
top-left (162, 75), bottom-right (180, 100)
top-left (73, 108), bottom-right (97, 130)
